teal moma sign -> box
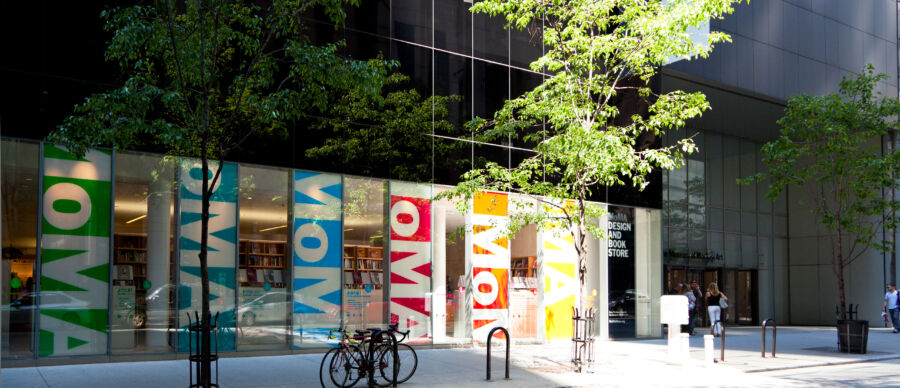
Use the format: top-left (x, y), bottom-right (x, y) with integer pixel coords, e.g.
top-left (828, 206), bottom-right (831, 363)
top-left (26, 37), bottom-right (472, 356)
top-left (177, 159), bottom-right (238, 351)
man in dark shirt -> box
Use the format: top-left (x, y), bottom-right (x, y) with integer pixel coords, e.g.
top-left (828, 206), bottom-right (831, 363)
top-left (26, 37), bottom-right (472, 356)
top-left (689, 281), bottom-right (703, 334)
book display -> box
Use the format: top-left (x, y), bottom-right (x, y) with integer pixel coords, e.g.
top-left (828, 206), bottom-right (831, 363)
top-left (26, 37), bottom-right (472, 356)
top-left (511, 256), bottom-right (536, 278)
top-left (113, 234), bottom-right (150, 325)
top-left (238, 240), bottom-right (287, 288)
top-left (343, 245), bottom-right (384, 289)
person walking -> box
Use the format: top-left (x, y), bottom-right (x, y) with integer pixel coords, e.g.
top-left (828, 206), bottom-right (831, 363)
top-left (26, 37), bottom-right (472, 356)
top-left (690, 281), bottom-right (703, 334)
top-left (883, 284), bottom-right (900, 333)
top-left (705, 282), bottom-right (728, 336)
top-left (683, 284), bottom-right (697, 335)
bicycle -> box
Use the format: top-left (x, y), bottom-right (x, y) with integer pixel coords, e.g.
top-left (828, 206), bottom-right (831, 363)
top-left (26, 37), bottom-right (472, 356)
top-left (320, 326), bottom-right (411, 388)
top-left (375, 324), bottom-right (417, 384)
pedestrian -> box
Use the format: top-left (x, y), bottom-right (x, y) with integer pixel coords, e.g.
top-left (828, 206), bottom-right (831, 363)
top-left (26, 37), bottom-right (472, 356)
top-left (683, 284), bottom-right (697, 335)
top-left (690, 280), bottom-right (703, 334)
top-left (705, 282), bottom-right (728, 336)
top-left (883, 284), bottom-right (900, 333)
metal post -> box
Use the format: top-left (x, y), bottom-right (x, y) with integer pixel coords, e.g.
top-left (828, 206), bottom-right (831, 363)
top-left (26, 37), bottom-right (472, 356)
top-left (710, 319), bottom-right (724, 362)
top-left (761, 318), bottom-right (776, 358)
top-left (486, 327), bottom-right (510, 381)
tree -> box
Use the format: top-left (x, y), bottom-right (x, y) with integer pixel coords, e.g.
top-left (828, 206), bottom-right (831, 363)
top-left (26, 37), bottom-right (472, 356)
top-left (437, 0), bottom-right (742, 316)
top-left (744, 64), bottom-right (900, 319)
top-left (47, 1), bottom-right (397, 386)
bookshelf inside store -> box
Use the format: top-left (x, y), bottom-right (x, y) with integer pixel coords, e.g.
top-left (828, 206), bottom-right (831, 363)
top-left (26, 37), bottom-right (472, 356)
top-left (343, 245), bottom-right (384, 289)
top-left (238, 240), bottom-right (287, 288)
top-left (511, 256), bottom-right (537, 290)
top-left (113, 234), bottom-right (149, 323)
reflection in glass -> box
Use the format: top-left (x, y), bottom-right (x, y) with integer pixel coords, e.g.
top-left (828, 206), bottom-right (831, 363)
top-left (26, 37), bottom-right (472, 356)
top-left (434, 0), bottom-right (472, 55)
top-left (473, 60), bottom-right (509, 145)
top-left (237, 166), bottom-right (290, 349)
top-left (509, 22), bottom-right (542, 69)
top-left (511, 222), bottom-right (538, 340)
top-left (1, 140), bottom-right (39, 358)
top-left (343, 177), bottom-right (388, 331)
top-left (112, 152), bottom-right (176, 354)
top-left (431, 186), bottom-right (470, 343)
top-left (434, 52), bottom-right (472, 135)
top-left (723, 137), bottom-right (740, 209)
top-left (392, 0), bottom-right (432, 46)
top-left (740, 140), bottom-right (756, 211)
top-left (473, 11), bottom-right (508, 63)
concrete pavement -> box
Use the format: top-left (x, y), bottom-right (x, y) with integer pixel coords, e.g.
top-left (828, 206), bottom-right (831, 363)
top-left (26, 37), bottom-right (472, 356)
top-left (3, 326), bottom-right (899, 387)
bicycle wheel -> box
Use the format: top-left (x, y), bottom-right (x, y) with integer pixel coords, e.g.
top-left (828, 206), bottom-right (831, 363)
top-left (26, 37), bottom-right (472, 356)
top-left (325, 345), bottom-right (364, 388)
top-left (319, 348), bottom-right (341, 388)
top-left (373, 343), bottom-right (417, 386)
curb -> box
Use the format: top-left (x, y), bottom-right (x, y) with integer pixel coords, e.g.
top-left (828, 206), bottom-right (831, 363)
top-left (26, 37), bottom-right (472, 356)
top-left (743, 355), bottom-right (900, 373)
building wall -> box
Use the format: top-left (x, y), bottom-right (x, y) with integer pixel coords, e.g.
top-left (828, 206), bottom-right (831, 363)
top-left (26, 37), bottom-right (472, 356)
top-left (665, 0), bottom-right (900, 325)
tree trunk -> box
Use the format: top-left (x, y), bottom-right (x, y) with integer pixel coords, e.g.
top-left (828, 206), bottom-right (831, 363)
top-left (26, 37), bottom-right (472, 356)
top-left (200, 139), bottom-right (212, 388)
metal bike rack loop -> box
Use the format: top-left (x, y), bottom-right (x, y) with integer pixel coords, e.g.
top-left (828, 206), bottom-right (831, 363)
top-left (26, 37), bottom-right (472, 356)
top-left (365, 329), bottom-right (400, 388)
top-left (761, 318), bottom-right (776, 358)
top-left (486, 327), bottom-right (510, 381)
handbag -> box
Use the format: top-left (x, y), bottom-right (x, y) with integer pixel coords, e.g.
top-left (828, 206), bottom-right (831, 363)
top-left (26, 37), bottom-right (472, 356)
top-left (718, 297), bottom-right (729, 309)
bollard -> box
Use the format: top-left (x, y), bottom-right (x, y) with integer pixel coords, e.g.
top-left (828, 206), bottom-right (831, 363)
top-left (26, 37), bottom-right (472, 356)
top-left (680, 333), bottom-right (691, 366)
top-left (486, 327), bottom-right (510, 381)
top-left (761, 318), bottom-right (776, 358)
top-left (709, 319), bottom-right (725, 362)
top-left (667, 322), bottom-right (680, 363)
top-left (704, 335), bottom-right (714, 366)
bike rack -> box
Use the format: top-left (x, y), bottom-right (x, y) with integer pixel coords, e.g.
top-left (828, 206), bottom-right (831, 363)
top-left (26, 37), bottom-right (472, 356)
top-left (761, 318), bottom-right (776, 358)
top-left (571, 307), bottom-right (595, 373)
top-left (486, 327), bottom-right (510, 381)
top-left (366, 329), bottom-right (400, 388)
top-left (709, 319), bottom-right (725, 362)
top-left (187, 311), bottom-right (220, 388)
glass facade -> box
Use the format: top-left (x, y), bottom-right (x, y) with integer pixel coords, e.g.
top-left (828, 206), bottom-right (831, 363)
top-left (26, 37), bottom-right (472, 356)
top-left (662, 130), bottom-right (787, 325)
top-left (1, 140), bottom-right (664, 361)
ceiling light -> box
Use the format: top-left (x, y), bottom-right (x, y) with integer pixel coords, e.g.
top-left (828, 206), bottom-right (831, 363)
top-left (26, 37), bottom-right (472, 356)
top-left (126, 214), bottom-right (147, 224)
top-left (259, 224), bottom-right (287, 232)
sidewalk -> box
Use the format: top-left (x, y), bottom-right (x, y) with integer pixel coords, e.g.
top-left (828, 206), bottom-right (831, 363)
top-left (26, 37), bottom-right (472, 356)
top-left (3, 326), bottom-right (898, 387)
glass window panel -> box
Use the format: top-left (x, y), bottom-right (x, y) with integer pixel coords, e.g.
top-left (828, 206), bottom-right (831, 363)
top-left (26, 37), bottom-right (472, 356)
top-left (346, 0), bottom-right (389, 36)
top-left (434, 0), bottom-right (472, 55)
top-left (237, 166), bottom-right (290, 350)
top-left (742, 235), bottom-right (758, 268)
top-left (343, 31), bottom-right (390, 62)
top-left (662, 171), bottom-right (669, 204)
top-left (392, 0), bottom-right (432, 46)
top-left (669, 228), bottom-right (687, 259)
top-left (707, 207), bottom-right (724, 231)
top-left (473, 8), bottom-right (508, 63)
top-left (669, 164), bottom-right (687, 203)
top-left (1, 140), bottom-right (39, 358)
top-left (434, 137), bottom-right (472, 186)
top-left (689, 229), bottom-right (707, 256)
top-left (292, 171), bottom-right (342, 349)
top-left (724, 210), bottom-right (740, 233)
top-left (708, 231), bottom-right (724, 265)
top-left (39, 145), bottom-right (112, 357)
top-left (706, 132), bottom-right (724, 208)
top-left (510, 69), bottom-right (544, 148)
top-left (510, 218), bottom-right (538, 340)
top-left (724, 233), bottom-right (741, 268)
top-left (434, 52), bottom-right (472, 136)
top-left (509, 21), bottom-right (542, 69)
top-left (177, 159), bottom-right (238, 352)
top-left (756, 151), bottom-right (772, 213)
top-left (741, 211), bottom-right (756, 234)
top-left (432, 186), bottom-right (470, 343)
top-left (343, 177), bottom-right (388, 332)
top-left (689, 205), bottom-right (706, 229)
top-left (112, 153), bottom-right (177, 354)
top-left (387, 182), bottom-right (433, 343)
top-left (688, 158), bottom-right (705, 205)
top-left (392, 41), bottom-right (432, 99)
top-left (723, 136), bottom-right (740, 209)
top-left (666, 202), bottom-right (687, 227)
top-left (740, 140), bottom-right (756, 211)
top-left (473, 60), bottom-right (510, 145)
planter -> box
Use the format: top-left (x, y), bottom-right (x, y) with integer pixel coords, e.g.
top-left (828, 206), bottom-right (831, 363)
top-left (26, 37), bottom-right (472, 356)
top-left (836, 319), bottom-right (868, 354)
